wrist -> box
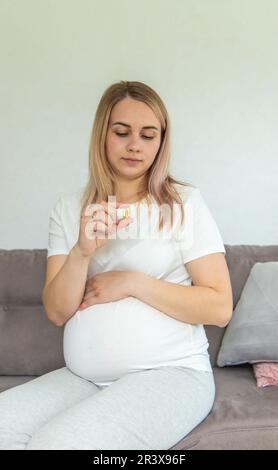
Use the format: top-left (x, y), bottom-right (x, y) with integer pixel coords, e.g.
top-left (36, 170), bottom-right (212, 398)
top-left (129, 272), bottom-right (146, 298)
top-left (71, 244), bottom-right (93, 261)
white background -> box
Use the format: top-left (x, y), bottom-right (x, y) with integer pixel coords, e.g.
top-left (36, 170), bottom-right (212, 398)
top-left (0, 0), bottom-right (277, 248)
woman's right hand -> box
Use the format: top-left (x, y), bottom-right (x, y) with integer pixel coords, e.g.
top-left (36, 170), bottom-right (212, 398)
top-left (75, 200), bottom-right (133, 258)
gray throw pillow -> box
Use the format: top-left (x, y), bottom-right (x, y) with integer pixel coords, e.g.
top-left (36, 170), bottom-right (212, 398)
top-left (217, 262), bottom-right (278, 367)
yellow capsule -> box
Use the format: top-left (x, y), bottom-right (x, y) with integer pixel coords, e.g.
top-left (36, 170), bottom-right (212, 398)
top-left (116, 207), bottom-right (131, 220)
top-left (123, 208), bottom-right (130, 218)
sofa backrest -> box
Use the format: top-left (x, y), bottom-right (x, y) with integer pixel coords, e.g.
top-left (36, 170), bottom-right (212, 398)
top-left (0, 249), bottom-right (64, 375)
top-left (1, 245), bottom-right (278, 375)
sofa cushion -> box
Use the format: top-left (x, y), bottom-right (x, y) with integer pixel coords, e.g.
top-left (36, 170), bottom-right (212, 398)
top-left (170, 366), bottom-right (278, 450)
top-left (0, 249), bottom-right (65, 375)
top-left (0, 305), bottom-right (65, 375)
top-left (217, 262), bottom-right (278, 366)
top-left (0, 249), bottom-right (46, 304)
top-left (205, 245), bottom-right (278, 366)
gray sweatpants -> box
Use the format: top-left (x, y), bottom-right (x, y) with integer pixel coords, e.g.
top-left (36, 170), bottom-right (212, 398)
top-left (0, 365), bottom-right (215, 450)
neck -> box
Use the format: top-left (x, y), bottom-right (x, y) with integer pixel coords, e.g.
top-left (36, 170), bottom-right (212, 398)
top-left (115, 190), bottom-right (147, 204)
top-left (114, 181), bottom-right (148, 204)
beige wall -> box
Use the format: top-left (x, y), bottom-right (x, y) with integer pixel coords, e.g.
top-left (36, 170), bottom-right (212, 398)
top-left (0, 0), bottom-right (277, 248)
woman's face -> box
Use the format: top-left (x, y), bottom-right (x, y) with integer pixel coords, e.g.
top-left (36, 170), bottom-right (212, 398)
top-left (105, 97), bottom-right (162, 185)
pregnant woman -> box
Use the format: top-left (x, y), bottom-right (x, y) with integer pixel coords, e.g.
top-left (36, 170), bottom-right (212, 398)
top-left (0, 80), bottom-right (233, 450)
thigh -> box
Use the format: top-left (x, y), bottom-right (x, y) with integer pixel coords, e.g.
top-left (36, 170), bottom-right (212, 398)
top-left (26, 366), bottom-right (215, 450)
top-left (0, 367), bottom-right (100, 450)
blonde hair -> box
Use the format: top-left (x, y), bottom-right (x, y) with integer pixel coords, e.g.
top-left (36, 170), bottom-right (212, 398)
top-left (80, 80), bottom-right (194, 232)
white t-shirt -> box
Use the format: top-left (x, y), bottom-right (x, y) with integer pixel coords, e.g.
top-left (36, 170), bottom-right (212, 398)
top-left (47, 184), bottom-right (225, 386)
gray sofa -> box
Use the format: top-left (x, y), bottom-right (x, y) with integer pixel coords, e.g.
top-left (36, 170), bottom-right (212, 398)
top-left (0, 245), bottom-right (278, 450)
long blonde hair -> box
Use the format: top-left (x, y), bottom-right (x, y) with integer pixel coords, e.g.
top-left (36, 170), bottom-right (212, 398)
top-left (80, 80), bottom-right (194, 232)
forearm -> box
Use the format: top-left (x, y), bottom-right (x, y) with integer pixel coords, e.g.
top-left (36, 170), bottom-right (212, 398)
top-left (42, 244), bottom-right (91, 326)
top-left (131, 273), bottom-right (230, 327)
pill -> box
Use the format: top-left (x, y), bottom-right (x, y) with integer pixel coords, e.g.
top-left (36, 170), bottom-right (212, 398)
top-left (116, 207), bottom-right (131, 220)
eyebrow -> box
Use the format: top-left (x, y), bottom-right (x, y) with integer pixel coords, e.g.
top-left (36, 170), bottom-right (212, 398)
top-left (111, 121), bottom-right (159, 131)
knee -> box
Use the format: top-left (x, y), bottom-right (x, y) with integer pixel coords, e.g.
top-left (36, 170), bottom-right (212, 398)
top-left (26, 432), bottom-right (57, 450)
top-left (0, 402), bottom-right (28, 450)
top-left (0, 422), bottom-right (30, 450)
top-left (26, 426), bottom-right (69, 450)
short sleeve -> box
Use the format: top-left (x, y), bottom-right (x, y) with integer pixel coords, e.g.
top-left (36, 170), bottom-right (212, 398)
top-left (177, 188), bottom-right (226, 264)
top-left (47, 196), bottom-right (70, 258)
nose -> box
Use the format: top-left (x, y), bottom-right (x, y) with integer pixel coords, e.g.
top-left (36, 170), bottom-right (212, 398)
top-left (126, 135), bottom-right (141, 153)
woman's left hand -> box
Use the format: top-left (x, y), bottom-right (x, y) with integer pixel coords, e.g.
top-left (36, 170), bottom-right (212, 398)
top-left (78, 271), bottom-right (136, 310)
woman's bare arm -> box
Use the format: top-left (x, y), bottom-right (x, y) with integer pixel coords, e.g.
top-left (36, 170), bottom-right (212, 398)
top-left (42, 244), bottom-right (91, 327)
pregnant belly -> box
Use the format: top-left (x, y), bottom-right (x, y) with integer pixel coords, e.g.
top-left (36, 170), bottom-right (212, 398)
top-left (63, 297), bottom-right (192, 383)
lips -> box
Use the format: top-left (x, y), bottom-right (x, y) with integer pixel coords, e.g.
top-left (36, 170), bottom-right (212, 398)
top-left (122, 158), bottom-right (141, 162)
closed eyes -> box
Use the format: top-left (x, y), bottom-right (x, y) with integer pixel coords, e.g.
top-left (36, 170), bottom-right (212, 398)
top-left (115, 132), bottom-right (154, 140)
